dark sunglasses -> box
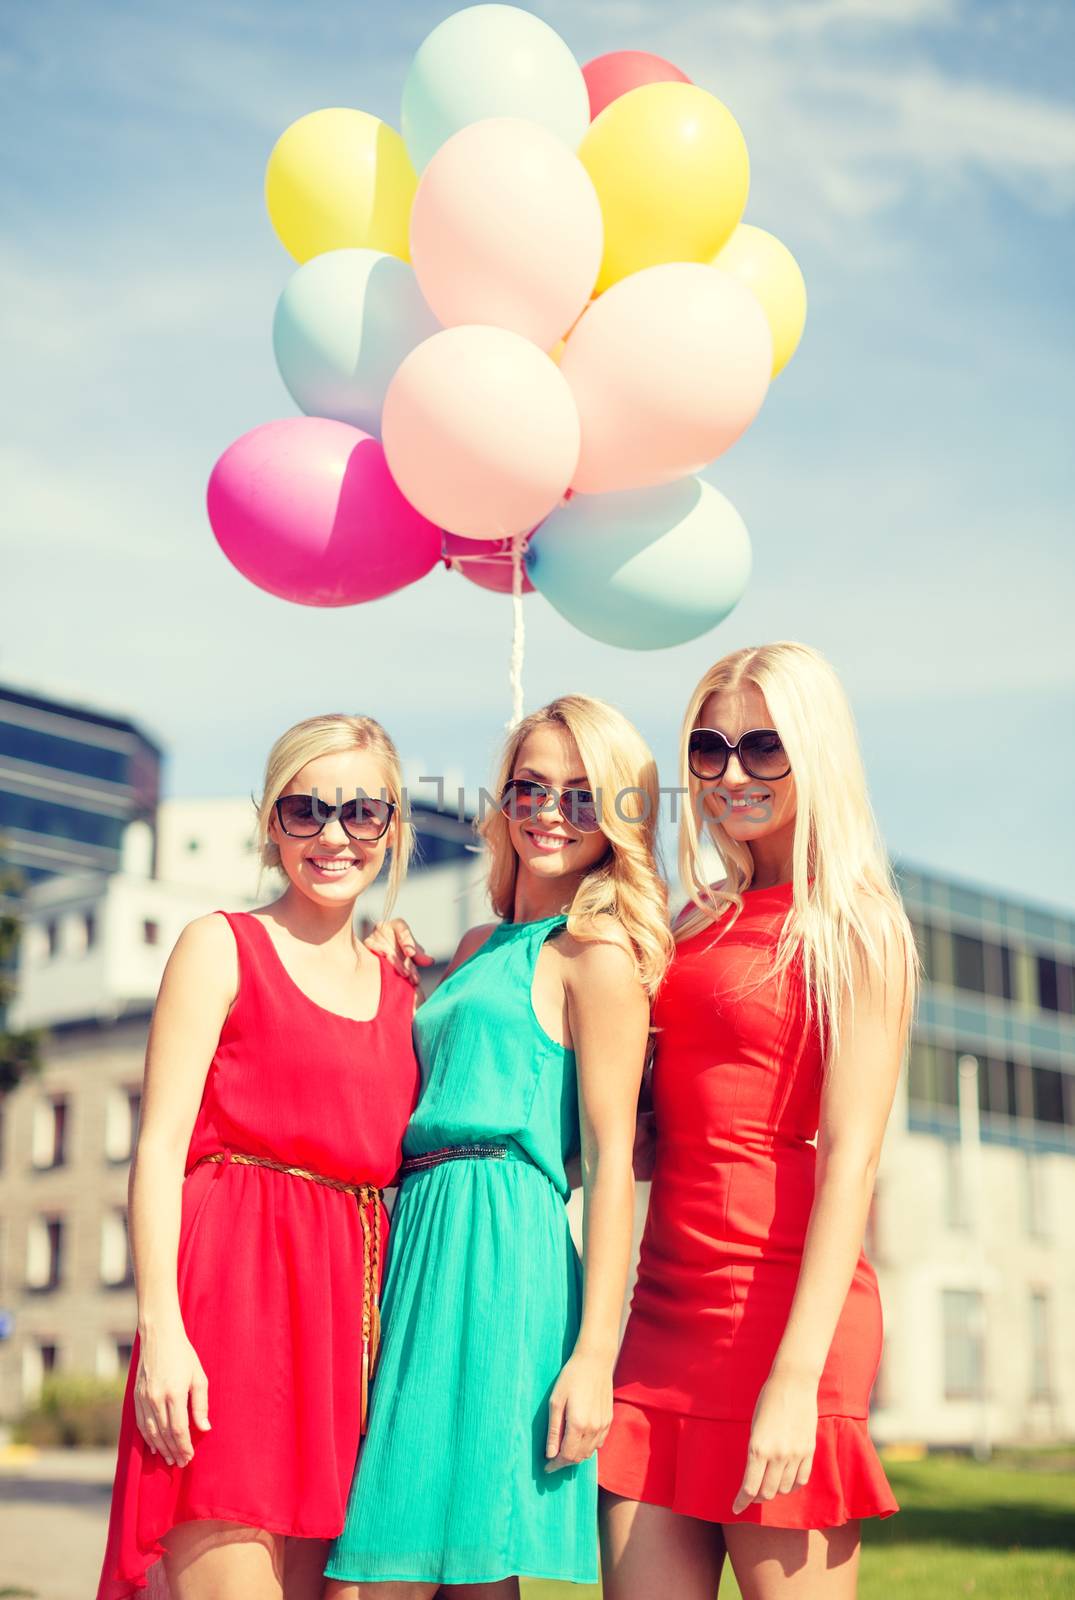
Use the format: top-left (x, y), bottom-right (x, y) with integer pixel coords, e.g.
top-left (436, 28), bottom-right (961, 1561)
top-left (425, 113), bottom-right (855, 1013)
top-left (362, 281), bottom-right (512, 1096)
top-left (500, 777), bottom-right (603, 834)
top-left (687, 727), bottom-right (791, 783)
top-left (274, 792), bottom-right (396, 843)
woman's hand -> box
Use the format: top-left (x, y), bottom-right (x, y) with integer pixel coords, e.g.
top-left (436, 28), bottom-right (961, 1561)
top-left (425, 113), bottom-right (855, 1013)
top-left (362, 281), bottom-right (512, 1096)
top-left (133, 1323), bottom-right (210, 1468)
top-left (364, 918), bottom-right (433, 985)
top-left (544, 1350), bottom-right (614, 1472)
top-left (731, 1368), bottom-right (818, 1513)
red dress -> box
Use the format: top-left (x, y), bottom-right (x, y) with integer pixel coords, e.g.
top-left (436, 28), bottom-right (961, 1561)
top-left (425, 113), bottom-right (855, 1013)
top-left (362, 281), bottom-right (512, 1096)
top-left (599, 883), bottom-right (897, 1528)
top-left (97, 911), bottom-right (420, 1598)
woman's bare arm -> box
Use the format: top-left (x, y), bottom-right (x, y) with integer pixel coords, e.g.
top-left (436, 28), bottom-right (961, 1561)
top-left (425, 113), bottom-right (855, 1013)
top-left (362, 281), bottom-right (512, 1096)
top-left (733, 908), bottom-right (911, 1511)
top-left (128, 913), bottom-right (236, 1467)
top-left (545, 934), bottom-right (650, 1472)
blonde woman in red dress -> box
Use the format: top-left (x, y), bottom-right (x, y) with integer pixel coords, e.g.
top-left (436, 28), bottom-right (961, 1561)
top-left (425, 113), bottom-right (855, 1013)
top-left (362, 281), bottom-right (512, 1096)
top-left (599, 643), bottom-right (917, 1600)
top-left (96, 715), bottom-right (420, 1600)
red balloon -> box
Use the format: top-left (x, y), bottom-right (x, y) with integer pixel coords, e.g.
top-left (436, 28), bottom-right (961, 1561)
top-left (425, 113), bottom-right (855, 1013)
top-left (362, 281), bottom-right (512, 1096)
top-left (582, 50), bottom-right (691, 122)
top-left (442, 533), bottom-right (535, 595)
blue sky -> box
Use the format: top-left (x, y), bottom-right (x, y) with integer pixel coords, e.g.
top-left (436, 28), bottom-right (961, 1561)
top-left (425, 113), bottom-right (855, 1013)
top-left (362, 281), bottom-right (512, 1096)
top-left (3, 0), bottom-right (1074, 907)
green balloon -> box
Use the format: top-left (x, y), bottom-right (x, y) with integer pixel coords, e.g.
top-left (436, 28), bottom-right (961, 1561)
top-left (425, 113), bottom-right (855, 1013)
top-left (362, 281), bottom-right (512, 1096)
top-left (526, 479), bottom-right (752, 650)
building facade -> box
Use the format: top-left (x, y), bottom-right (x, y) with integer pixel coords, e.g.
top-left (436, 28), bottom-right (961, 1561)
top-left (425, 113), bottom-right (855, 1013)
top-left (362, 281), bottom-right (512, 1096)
top-left (865, 864), bottom-right (1075, 1447)
top-left (0, 684), bottom-right (162, 886)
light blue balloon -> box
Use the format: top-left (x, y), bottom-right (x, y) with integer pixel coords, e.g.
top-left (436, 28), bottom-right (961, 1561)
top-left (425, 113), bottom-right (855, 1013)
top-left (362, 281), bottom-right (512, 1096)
top-left (402, 4), bottom-right (590, 173)
top-left (272, 249), bottom-right (439, 437)
top-left (526, 479), bottom-right (752, 650)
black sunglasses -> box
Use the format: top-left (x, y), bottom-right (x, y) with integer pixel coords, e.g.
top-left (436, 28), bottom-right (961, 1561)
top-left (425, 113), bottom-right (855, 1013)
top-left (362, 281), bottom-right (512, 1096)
top-left (500, 777), bottom-right (603, 834)
top-left (687, 727), bottom-right (791, 783)
top-left (275, 793), bottom-right (396, 843)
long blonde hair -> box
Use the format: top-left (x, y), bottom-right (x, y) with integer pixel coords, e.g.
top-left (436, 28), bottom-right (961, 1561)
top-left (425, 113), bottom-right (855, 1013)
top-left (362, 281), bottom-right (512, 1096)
top-left (479, 696), bottom-right (674, 998)
top-left (254, 714), bottom-right (414, 917)
top-left (676, 643), bottom-right (917, 1051)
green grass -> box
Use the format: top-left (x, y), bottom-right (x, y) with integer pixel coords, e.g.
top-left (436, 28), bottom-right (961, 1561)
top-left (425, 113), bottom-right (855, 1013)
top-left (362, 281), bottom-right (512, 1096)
top-left (521, 1451), bottom-right (1075, 1599)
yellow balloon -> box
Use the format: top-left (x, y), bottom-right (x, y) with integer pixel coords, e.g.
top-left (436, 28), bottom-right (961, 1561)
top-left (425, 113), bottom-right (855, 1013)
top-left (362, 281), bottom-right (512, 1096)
top-left (579, 83), bottom-right (749, 293)
top-left (711, 225), bottom-right (807, 377)
top-left (265, 108), bottom-right (418, 264)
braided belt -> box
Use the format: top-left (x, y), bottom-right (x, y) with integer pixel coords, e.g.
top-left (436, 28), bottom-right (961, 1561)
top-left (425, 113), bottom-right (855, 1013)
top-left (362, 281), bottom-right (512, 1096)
top-left (398, 1142), bottom-right (509, 1177)
top-left (188, 1150), bottom-right (382, 1433)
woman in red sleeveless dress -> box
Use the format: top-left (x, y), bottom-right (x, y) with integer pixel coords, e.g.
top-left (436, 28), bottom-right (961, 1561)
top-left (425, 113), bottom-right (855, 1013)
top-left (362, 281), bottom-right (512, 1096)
top-left (599, 644), bottom-right (917, 1600)
top-left (96, 715), bottom-right (420, 1600)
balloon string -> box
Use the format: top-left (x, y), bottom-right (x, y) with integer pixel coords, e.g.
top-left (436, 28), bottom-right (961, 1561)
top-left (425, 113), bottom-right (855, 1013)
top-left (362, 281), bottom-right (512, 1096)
top-left (507, 534), bottom-right (526, 728)
top-left (445, 548), bottom-right (516, 566)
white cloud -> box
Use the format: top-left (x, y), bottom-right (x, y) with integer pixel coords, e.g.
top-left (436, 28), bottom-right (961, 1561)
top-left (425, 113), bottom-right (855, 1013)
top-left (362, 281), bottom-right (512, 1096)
top-left (712, 0), bottom-right (959, 38)
top-left (836, 65), bottom-right (1075, 209)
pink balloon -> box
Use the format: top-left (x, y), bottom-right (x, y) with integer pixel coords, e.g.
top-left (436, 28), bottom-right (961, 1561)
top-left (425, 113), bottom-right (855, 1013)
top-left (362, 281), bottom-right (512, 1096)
top-left (582, 50), bottom-right (691, 121)
top-left (410, 118), bottom-right (603, 352)
top-left (442, 532), bottom-right (536, 595)
top-left (207, 417), bottom-right (441, 607)
top-left (559, 263), bottom-right (773, 494)
top-left (383, 325), bottom-right (581, 540)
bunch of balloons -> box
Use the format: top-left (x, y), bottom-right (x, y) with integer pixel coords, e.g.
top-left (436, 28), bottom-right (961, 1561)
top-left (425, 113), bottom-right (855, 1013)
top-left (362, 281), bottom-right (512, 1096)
top-left (207, 3), bottom-right (807, 652)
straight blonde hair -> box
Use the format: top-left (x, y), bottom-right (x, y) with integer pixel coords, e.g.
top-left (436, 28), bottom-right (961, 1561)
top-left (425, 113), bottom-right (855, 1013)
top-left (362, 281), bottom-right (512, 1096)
top-left (479, 696), bottom-right (674, 998)
top-left (254, 714), bottom-right (413, 918)
top-left (676, 643), bottom-right (917, 1052)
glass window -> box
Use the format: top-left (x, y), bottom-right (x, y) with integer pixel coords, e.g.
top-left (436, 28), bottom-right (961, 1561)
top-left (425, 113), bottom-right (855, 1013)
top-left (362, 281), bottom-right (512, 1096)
top-left (21, 1339), bottom-right (59, 1404)
top-left (1032, 1066), bottom-right (1066, 1126)
top-left (1030, 1291), bottom-right (1052, 1401)
top-left (1037, 956), bottom-right (1059, 1013)
top-left (981, 1058), bottom-right (1018, 1120)
top-left (104, 1088), bottom-right (141, 1163)
top-left (953, 933), bottom-right (987, 994)
top-left (100, 1209), bottom-right (133, 1288)
top-left (983, 941), bottom-right (1014, 1001)
top-left (143, 920), bottom-right (160, 947)
top-left (936, 1048), bottom-right (960, 1109)
top-left (0, 719), bottom-right (131, 784)
top-left (85, 911), bottom-right (97, 947)
top-left (0, 791), bottom-right (127, 852)
top-left (1057, 963), bottom-right (1075, 1017)
top-left (908, 1040), bottom-right (933, 1104)
top-left (930, 927), bottom-right (955, 988)
top-left (907, 1041), bottom-right (961, 1109)
top-left (31, 1097), bottom-right (68, 1169)
top-left (943, 1288), bottom-right (985, 1399)
top-left (26, 1216), bottom-right (64, 1291)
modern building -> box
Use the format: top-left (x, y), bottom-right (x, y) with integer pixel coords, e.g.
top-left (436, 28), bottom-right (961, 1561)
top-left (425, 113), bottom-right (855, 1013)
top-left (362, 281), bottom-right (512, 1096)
top-left (0, 683), bottom-right (163, 886)
top-left (868, 863), bottom-right (1075, 1447)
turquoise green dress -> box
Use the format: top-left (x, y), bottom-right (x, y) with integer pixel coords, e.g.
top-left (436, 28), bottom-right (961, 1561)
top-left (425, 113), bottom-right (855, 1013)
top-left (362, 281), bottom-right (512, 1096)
top-left (325, 912), bottom-right (598, 1586)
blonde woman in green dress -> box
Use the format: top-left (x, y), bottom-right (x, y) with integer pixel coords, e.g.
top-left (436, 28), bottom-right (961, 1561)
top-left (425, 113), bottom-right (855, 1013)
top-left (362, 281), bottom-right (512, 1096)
top-left (324, 695), bottom-right (673, 1596)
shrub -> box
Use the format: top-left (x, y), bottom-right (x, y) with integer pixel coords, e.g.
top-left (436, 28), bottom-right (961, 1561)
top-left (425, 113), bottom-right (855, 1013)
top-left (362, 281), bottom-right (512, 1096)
top-left (15, 1373), bottom-right (126, 1448)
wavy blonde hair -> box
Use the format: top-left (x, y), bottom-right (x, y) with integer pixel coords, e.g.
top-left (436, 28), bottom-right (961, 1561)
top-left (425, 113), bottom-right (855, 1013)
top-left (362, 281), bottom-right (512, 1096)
top-left (254, 714), bottom-right (414, 918)
top-left (479, 696), bottom-right (674, 998)
top-left (676, 643), bottom-right (917, 1052)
